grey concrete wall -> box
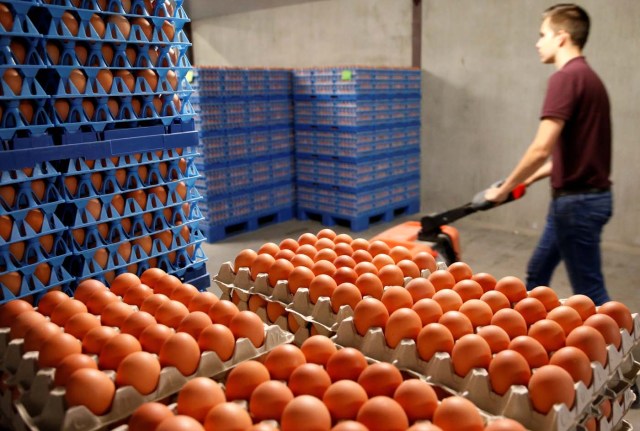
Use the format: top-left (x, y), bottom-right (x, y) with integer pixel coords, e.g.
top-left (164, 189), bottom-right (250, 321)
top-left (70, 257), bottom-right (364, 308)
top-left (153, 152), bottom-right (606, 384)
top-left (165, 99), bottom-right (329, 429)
top-left (190, 0), bottom-right (640, 248)
top-left (422, 1), bottom-right (640, 248)
top-left (191, 0), bottom-right (413, 67)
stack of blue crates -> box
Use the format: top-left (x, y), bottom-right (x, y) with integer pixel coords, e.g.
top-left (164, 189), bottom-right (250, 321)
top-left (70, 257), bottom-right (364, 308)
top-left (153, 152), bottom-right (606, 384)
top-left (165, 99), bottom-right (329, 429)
top-left (0, 0), bottom-right (209, 303)
top-left (193, 67), bottom-right (295, 242)
top-left (293, 67), bottom-right (422, 231)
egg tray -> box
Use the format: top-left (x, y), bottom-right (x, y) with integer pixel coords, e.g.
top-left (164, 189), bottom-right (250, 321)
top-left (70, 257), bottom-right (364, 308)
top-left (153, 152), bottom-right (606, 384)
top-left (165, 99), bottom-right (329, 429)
top-left (332, 315), bottom-right (640, 431)
top-left (0, 36), bottom-right (48, 68)
top-left (0, 99), bottom-right (54, 141)
top-left (214, 263), bottom-right (294, 305)
top-left (578, 385), bottom-right (638, 431)
top-left (0, 66), bottom-right (49, 101)
top-left (0, 161), bottom-right (58, 187)
top-left (1, 232), bottom-right (70, 273)
top-left (0, 2), bottom-right (42, 38)
top-left (0, 180), bottom-right (64, 219)
top-left (40, 0), bottom-right (184, 19)
top-left (0, 264), bottom-right (74, 305)
top-left (4, 323), bottom-right (293, 431)
top-left (0, 210), bottom-right (68, 254)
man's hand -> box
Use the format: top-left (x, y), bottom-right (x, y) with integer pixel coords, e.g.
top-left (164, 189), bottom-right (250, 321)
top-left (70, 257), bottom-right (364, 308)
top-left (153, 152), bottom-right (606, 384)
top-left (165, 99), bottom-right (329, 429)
top-left (484, 185), bottom-right (510, 203)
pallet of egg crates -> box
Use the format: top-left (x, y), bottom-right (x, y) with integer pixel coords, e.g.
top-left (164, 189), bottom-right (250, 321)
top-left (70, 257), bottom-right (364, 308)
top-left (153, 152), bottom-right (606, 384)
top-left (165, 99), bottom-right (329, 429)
top-left (110, 338), bottom-right (534, 431)
top-left (0, 163), bottom-right (75, 304)
top-left (325, 257), bottom-right (640, 431)
top-left (56, 141), bottom-right (209, 291)
top-left (0, 1), bottom-right (55, 154)
top-left (214, 228), bottom-right (442, 346)
top-left (0, 267), bottom-right (294, 431)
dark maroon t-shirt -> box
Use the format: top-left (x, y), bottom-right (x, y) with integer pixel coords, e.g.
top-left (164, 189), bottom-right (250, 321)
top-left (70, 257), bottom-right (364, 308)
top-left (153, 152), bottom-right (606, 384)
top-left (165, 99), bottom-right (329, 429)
top-left (541, 56), bottom-right (612, 190)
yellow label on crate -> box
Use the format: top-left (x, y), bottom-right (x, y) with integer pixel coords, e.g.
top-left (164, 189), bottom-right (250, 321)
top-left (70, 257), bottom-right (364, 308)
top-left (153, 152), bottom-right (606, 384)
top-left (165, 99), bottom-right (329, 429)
top-left (341, 70), bottom-right (352, 81)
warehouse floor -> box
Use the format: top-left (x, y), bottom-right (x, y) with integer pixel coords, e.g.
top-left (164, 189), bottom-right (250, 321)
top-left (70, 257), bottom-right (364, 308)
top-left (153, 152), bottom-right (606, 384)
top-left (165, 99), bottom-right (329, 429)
top-left (201, 215), bottom-right (640, 427)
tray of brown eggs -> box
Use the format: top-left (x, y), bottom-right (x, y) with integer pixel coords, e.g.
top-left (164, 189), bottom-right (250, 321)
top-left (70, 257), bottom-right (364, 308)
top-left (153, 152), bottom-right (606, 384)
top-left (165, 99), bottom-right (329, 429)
top-left (0, 267), bottom-right (293, 431)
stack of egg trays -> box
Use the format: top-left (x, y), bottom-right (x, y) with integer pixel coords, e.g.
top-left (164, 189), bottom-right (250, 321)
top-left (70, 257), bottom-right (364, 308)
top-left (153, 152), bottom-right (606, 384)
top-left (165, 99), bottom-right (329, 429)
top-left (39, 0), bottom-right (195, 134)
top-left (0, 163), bottom-right (74, 304)
top-left (0, 1), bottom-right (54, 151)
top-left (330, 307), bottom-right (640, 431)
top-left (58, 148), bottom-right (207, 288)
top-left (0, 315), bottom-right (294, 431)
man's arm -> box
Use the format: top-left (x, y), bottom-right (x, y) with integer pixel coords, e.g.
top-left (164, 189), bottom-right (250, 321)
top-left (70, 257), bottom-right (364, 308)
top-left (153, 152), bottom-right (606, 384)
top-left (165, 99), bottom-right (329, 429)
top-left (524, 159), bottom-right (552, 187)
top-left (485, 118), bottom-right (564, 202)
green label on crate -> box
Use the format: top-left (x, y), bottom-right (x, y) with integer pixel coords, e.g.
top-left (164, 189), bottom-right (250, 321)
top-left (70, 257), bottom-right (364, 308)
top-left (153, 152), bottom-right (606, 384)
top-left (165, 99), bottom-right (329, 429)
top-left (341, 70), bottom-right (353, 81)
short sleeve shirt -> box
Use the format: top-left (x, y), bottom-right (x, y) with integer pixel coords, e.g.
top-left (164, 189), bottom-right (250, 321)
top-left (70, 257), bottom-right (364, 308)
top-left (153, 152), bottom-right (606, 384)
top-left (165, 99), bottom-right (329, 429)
top-left (541, 56), bottom-right (612, 190)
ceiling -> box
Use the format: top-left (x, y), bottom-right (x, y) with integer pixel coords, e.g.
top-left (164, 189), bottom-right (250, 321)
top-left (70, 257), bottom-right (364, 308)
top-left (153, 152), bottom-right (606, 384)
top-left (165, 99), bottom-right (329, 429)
top-left (183, 0), bottom-right (326, 21)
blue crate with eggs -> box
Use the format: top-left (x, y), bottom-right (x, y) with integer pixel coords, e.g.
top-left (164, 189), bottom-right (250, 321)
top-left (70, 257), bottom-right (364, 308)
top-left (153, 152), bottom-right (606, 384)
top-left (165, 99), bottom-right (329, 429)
top-left (196, 125), bottom-right (294, 165)
top-left (293, 67), bottom-right (421, 99)
top-left (194, 67), bottom-right (292, 99)
top-left (0, 162), bottom-right (74, 303)
top-left (194, 97), bottom-right (293, 132)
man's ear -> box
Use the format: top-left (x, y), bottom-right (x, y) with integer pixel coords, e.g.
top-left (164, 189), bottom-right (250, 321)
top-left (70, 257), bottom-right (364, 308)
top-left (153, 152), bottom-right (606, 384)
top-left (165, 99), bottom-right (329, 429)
top-left (556, 30), bottom-right (569, 46)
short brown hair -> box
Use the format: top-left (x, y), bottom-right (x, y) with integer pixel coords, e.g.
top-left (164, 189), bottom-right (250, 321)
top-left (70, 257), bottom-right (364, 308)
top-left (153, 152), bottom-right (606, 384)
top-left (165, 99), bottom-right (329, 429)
top-left (543, 4), bottom-right (590, 49)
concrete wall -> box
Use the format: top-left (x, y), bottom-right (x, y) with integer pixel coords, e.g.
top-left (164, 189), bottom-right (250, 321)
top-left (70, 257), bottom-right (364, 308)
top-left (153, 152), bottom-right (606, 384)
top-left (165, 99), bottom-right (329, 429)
top-left (190, 0), bottom-right (640, 248)
top-left (191, 0), bottom-right (413, 67)
top-left (421, 1), bottom-right (640, 248)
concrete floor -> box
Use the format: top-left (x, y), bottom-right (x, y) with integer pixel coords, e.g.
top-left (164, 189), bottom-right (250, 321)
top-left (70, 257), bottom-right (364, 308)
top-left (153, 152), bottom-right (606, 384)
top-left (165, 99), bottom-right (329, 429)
top-left (200, 214), bottom-right (640, 428)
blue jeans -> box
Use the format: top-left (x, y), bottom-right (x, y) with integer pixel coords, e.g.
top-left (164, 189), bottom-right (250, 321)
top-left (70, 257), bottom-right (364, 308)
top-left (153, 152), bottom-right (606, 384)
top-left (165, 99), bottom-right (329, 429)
top-left (526, 191), bottom-right (612, 305)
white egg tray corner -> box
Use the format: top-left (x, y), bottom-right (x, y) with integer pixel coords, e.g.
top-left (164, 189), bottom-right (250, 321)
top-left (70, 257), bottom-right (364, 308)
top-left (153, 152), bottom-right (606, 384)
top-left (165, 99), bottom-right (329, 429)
top-left (332, 316), bottom-right (639, 431)
top-left (6, 323), bottom-right (293, 431)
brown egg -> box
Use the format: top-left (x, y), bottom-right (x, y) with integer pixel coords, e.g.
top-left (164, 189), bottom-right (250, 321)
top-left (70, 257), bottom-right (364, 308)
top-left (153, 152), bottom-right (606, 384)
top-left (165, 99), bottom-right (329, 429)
top-left (266, 301), bottom-right (286, 323)
top-left (170, 284), bottom-right (199, 307)
top-left (139, 323), bottom-right (173, 354)
top-left (61, 11), bottom-right (79, 36)
top-left (353, 297), bottom-right (389, 336)
top-left (228, 310), bottom-right (265, 348)
top-left (25, 208), bottom-right (44, 232)
top-left (268, 258), bottom-right (294, 287)
top-left (291, 253), bottom-right (315, 269)
top-left (322, 386), bottom-right (367, 427)
top-left (491, 308), bottom-right (528, 339)
top-left (598, 301), bottom-right (633, 333)
top-left (72, 278), bottom-right (106, 303)
top-left (154, 299), bottom-right (189, 329)
top-left (326, 347), bottom-right (368, 382)
top-left (549, 346), bottom-right (593, 386)
top-left (65, 368), bottom-right (115, 415)
top-left (477, 325), bottom-right (510, 354)
top-left (37, 289), bottom-right (70, 316)
top-left (357, 396), bottom-right (409, 431)
top-left (54, 353), bottom-right (98, 387)
top-left (333, 266), bottom-right (358, 285)
top-left (528, 285), bottom-right (561, 311)
top-left (547, 305), bottom-right (583, 336)
top-left (0, 185), bottom-right (16, 209)
top-left (310, 274), bottom-right (338, 304)
top-left (451, 334), bottom-right (492, 376)
top-left (204, 402), bottom-right (253, 431)
top-left (39, 332), bottom-right (82, 368)
top-left (378, 264), bottom-right (405, 287)
top-left (508, 335), bottom-right (549, 369)
top-left (188, 291), bottom-right (219, 313)
top-left (0, 3), bottom-right (13, 31)
top-left (432, 289), bottom-right (463, 313)
top-left (416, 322), bottom-right (454, 362)
top-left (249, 380), bottom-right (294, 422)
top-left (458, 299), bottom-right (493, 328)
top-left (0, 299), bottom-right (33, 327)
top-left (51, 298), bottom-right (88, 326)
top-left (566, 325), bottom-right (608, 365)
top-left (159, 332), bottom-right (201, 375)
top-left (82, 325), bottom-right (118, 355)
top-left (74, 43), bottom-right (88, 65)
top-left (514, 297), bottom-right (547, 327)
top-left (100, 300), bottom-right (134, 327)
top-left (564, 294), bottom-right (596, 321)
top-left (367, 240), bottom-right (390, 256)
top-left (115, 350), bottom-right (160, 394)
top-left (495, 276), bottom-right (527, 303)
top-left (480, 290), bottom-right (511, 313)
top-left (433, 396), bottom-right (484, 431)
top-left (107, 98), bottom-right (119, 119)
top-left (413, 251), bottom-right (437, 273)
top-left (411, 298), bottom-right (443, 326)
top-left (331, 282), bottom-right (362, 313)
top-left (281, 395), bottom-right (332, 431)
top-left (471, 272), bottom-right (497, 293)
top-left (119, 311), bottom-right (155, 339)
top-left (355, 272), bottom-right (383, 298)
top-left (197, 323), bottom-right (235, 361)
top-left (161, 20), bottom-right (175, 42)
top-left (85, 289), bottom-right (119, 314)
top-left (250, 253), bottom-right (275, 280)
top-left (528, 319), bottom-right (566, 353)
top-left (10, 310), bottom-right (45, 339)
top-left (393, 379), bottom-right (438, 422)
top-left (451, 279), bottom-right (483, 302)
top-left (129, 403), bottom-right (174, 431)
top-left (108, 15), bottom-right (131, 38)
top-left (140, 267), bottom-right (168, 290)
top-left (225, 360), bottom-right (271, 401)
top-left (372, 254), bottom-right (394, 270)
top-left (122, 284), bottom-right (153, 308)
top-left (488, 349), bottom-right (531, 395)
top-left (208, 299), bottom-right (239, 326)
top-left (116, 70), bottom-right (135, 92)
top-left (95, 69), bottom-right (114, 94)
top-left (69, 69), bottom-right (87, 94)
top-left (528, 365), bottom-right (575, 413)
top-left (101, 43), bottom-right (114, 66)
top-left (99, 333), bottom-right (142, 370)
top-left (358, 362), bottom-right (403, 398)
top-left (439, 310), bottom-right (473, 340)
top-left (288, 363), bottom-right (332, 398)
top-left (23, 321), bottom-right (62, 352)
top-left (352, 249), bottom-right (373, 264)
top-left (157, 416), bottom-right (204, 431)
top-left (264, 344), bottom-right (306, 381)
top-left (334, 255), bottom-right (357, 269)
top-left (428, 270), bottom-right (456, 291)
top-left (381, 285), bottom-right (413, 313)
top-left (46, 41), bottom-right (60, 64)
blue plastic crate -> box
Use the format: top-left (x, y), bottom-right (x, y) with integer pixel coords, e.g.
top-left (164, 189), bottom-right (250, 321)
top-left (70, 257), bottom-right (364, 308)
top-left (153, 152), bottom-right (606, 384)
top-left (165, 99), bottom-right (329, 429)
top-left (203, 205), bottom-right (294, 243)
top-left (1, 260), bottom-right (74, 304)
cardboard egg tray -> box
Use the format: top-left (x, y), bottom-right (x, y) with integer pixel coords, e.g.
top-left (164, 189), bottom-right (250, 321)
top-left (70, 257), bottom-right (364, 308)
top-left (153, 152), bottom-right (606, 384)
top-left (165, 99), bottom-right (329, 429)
top-left (0, 321), bottom-right (293, 431)
top-left (332, 314), bottom-right (640, 431)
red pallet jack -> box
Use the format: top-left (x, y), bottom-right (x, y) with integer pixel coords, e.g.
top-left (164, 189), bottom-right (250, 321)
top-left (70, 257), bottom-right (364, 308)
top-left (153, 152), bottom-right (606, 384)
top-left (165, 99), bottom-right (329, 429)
top-left (372, 182), bottom-right (527, 265)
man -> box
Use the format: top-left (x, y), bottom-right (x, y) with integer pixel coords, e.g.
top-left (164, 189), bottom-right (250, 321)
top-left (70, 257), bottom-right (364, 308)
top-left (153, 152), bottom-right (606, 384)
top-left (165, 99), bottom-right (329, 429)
top-left (485, 4), bottom-right (612, 305)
